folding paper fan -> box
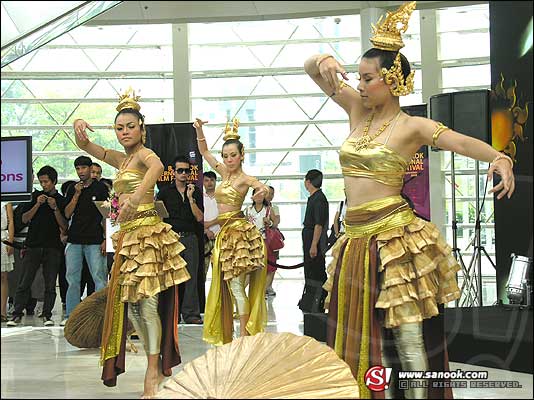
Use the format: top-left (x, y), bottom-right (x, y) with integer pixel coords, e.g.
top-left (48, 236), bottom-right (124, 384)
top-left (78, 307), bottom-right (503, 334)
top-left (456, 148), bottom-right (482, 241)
top-left (64, 287), bottom-right (134, 349)
top-left (156, 332), bottom-right (359, 399)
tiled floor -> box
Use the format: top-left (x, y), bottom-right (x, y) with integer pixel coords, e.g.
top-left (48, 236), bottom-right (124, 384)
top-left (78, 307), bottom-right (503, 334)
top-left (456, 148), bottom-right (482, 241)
top-left (1, 280), bottom-right (532, 399)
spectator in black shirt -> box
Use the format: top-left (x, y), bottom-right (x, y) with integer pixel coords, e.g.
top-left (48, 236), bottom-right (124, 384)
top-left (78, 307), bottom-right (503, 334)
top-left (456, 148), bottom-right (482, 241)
top-left (62, 156), bottom-right (109, 326)
top-left (157, 156), bottom-right (204, 324)
top-left (7, 166), bottom-right (68, 327)
top-left (298, 169), bottom-right (329, 313)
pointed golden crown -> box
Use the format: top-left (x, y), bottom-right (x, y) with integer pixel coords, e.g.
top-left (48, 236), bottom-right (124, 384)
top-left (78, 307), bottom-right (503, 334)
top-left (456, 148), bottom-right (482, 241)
top-left (223, 118), bottom-right (240, 141)
top-left (116, 87), bottom-right (141, 112)
top-left (370, 1), bottom-right (416, 52)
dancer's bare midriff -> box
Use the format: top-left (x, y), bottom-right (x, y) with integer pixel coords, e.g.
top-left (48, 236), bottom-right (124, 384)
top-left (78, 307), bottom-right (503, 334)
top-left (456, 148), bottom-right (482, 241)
top-left (344, 176), bottom-right (401, 208)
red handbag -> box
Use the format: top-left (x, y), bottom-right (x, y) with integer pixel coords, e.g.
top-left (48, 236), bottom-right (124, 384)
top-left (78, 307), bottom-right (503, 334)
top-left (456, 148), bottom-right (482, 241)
top-left (264, 206), bottom-right (285, 251)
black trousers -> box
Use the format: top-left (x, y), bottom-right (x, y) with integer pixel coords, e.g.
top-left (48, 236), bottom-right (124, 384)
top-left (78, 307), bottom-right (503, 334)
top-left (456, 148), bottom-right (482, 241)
top-left (299, 229), bottom-right (327, 313)
top-left (8, 247), bottom-right (37, 312)
top-left (178, 233), bottom-right (201, 321)
top-left (58, 251), bottom-right (67, 304)
top-left (80, 258), bottom-right (95, 298)
top-left (13, 247), bottom-right (62, 319)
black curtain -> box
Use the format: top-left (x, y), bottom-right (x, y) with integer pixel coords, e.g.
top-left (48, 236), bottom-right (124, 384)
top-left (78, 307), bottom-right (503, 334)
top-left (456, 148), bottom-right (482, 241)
top-left (489, 1), bottom-right (533, 303)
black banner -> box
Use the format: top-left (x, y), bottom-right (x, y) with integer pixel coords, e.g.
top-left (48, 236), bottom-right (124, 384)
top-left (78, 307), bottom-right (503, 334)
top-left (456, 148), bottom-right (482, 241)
top-left (401, 104), bottom-right (430, 221)
top-left (145, 122), bottom-right (206, 311)
top-left (490, 1), bottom-right (533, 303)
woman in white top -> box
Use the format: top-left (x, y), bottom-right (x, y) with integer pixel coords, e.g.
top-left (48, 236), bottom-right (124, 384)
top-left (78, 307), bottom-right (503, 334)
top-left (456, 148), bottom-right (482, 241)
top-left (245, 189), bottom-right (277, 299)
top-left (1, 202), bottom-right (15, 322)
top-left (244, 188), bottom-right (272, 238)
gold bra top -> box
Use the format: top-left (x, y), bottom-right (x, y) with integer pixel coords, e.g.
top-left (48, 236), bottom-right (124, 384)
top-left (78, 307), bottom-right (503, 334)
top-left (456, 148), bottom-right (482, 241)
top-left (214, 182), bottom-right (245, 207)
top-left (339, 139), bottom-right (408, 188)
top-left (113, 168), bottom-right (154, 197)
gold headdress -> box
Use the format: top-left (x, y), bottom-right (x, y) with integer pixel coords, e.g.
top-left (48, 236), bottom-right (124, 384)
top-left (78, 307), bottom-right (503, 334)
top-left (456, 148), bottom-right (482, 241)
top-left (370, 1), bottom-right (416, 97)
top-left (115, 87), bottom-right (146, 143)
top-left (116, 87), bottom-right (141, 112)
top-left (223, 118), bottom-right (240, 141)
top-left (221, 118), bottom-right (244, 158)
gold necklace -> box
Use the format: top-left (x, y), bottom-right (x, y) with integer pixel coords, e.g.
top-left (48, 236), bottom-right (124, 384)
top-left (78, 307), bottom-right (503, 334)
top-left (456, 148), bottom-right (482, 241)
top-left (120, 153), bottom-right (135, 170)
top-left (120, 145), bottom-right (143, 170)
top-left (222, 171), bottom-right (242, 188)
top-left (352, 110), bottom-right (401, 151)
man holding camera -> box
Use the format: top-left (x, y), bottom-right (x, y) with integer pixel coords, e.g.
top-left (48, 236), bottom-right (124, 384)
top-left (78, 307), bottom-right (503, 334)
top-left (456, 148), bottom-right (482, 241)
top-left (62, 156), bottom-right (109, 326)
top-left (7, 166), bottom-right (68, 327)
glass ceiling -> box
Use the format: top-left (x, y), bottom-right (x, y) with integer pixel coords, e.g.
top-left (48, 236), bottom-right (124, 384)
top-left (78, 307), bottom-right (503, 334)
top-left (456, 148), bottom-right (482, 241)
top-left (1, 1), bottom-right (123, 68)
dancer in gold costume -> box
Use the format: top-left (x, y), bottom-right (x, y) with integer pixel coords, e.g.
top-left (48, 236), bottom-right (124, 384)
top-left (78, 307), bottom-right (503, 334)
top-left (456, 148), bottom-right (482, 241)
top-left (194, 118), bottom-right (269, 346)
top-left (73, 89), bottom-right (191, 398)
top-left (304, 2), bottom-right (515, 398)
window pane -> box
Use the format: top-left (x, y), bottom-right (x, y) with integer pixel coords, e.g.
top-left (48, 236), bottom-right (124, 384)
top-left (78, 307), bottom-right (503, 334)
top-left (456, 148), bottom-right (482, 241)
top-left (437, 4), bottom-right (489, 32)
top-left (2, 23), bottom-right (173, 179)
top-left (441, 65), bottom-right (491, 89)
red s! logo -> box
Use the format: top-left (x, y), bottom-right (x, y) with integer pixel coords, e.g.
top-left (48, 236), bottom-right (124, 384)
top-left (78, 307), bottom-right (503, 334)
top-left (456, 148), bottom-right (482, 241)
top-left (365, 365), bottom-right (392, 391)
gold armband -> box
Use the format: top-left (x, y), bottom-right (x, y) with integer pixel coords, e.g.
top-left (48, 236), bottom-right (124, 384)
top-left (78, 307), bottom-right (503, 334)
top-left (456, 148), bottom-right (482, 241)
top-left (316, 54), bottom-right (334, 68)
top-left (432, 122), bottom-right (449, 147)
top-left (144, 152), bottom-right (158, 162)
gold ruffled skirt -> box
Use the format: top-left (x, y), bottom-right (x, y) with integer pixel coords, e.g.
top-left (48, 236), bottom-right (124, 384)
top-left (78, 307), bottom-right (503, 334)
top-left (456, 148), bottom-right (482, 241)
top-left (324, 196), bottom-right (461, 329)
top-left (111, 204), bottom-right (190, 303)
top-left (217, 212), bottom-right (265, 281)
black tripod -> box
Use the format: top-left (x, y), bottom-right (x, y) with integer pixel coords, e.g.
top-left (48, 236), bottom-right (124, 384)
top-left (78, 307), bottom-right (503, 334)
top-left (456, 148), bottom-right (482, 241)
top-left (457, 159), bottom-right (496, 307)
top-left (449, 152), bottom-right (473, 306)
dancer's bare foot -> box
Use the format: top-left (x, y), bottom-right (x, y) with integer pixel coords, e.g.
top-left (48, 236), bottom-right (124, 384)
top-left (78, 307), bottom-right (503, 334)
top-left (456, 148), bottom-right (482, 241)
top-left (141, 370), bottom-right (159, 398)
top-left (158, 370), bottom-right (167, 389)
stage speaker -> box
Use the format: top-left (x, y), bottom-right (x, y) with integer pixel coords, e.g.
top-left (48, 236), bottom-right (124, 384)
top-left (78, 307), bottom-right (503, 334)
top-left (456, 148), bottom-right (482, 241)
top-left (452, 89), bottom-right (491, 145)
top-left (402, 104), bottom-right (428, 118)
top-left (429, 93), bottom-right (453, 128)
top-left (429, 90), bottom-right (491, 145)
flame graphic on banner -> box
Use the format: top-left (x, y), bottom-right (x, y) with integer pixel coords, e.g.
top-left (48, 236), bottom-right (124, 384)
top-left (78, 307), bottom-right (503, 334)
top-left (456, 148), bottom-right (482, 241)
top-left (490, 73), bottom-right (529, 161)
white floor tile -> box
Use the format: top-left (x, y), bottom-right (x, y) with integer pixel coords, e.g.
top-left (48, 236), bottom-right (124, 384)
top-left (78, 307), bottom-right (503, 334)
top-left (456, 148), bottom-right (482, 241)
top-left (1, 280), bottom-right (532, 398)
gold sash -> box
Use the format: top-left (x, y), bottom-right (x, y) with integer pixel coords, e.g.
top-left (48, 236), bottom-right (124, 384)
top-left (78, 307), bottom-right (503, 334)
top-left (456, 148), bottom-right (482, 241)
top-left (333, 196), bottom-right (414, 398)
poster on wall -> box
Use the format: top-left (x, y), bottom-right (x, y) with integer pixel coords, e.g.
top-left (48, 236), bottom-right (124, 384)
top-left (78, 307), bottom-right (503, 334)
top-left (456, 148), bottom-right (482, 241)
top-left (403, 145), bottom-right (430, 221)
top-left (401, 104), bottom-right (431, 221)
top-left (145, 122), bottom-right (203, 192)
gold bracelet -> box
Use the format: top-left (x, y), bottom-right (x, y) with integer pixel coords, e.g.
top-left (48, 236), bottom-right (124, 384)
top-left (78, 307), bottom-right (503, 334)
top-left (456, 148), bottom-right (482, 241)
top-left (432, 122), bottom-right (449, 147)
top-left (197, 137), bottom-right (206, 142)
top-left (98, 148), bottom-right (108, 161)
top-left (316, 54), bottom-right (334, 68)
top-left (491, 153), bottom-right (514, 169)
